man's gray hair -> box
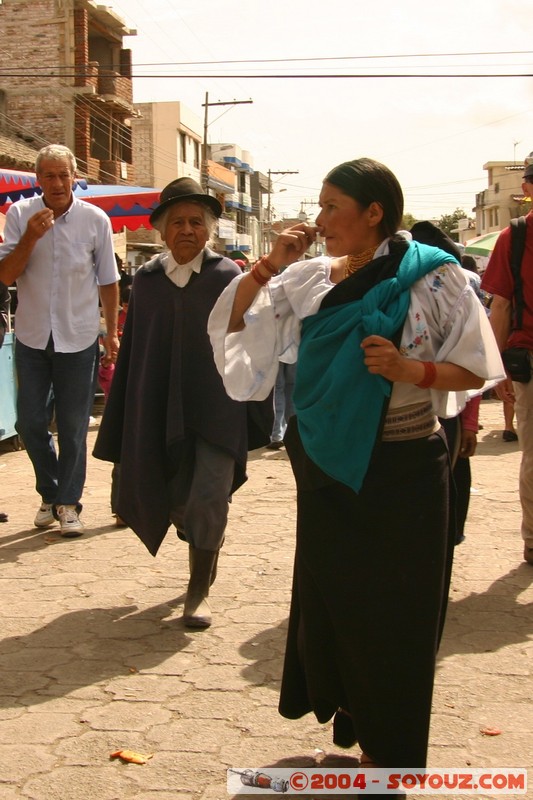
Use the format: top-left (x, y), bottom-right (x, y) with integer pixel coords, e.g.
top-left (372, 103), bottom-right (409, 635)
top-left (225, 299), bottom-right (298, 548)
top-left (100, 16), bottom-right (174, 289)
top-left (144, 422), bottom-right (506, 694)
top-left (152, 202), bottom-right (218, 242)
top-left (35, 145), bottom-right (77, 175)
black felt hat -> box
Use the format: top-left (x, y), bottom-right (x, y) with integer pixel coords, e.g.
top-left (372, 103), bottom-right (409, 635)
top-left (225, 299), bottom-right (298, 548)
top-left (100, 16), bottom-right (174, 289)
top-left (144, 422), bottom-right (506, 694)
top-left (149, 177), bottom-right (222, 225)
top-left (523, 163), bottom-right (533, 179)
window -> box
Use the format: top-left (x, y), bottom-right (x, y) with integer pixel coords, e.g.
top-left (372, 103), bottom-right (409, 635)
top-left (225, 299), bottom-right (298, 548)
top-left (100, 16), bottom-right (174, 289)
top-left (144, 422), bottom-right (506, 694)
top-left (179, 132), bottom-right (187, 162)
top-left (90, 114), bottom-right (132, 163)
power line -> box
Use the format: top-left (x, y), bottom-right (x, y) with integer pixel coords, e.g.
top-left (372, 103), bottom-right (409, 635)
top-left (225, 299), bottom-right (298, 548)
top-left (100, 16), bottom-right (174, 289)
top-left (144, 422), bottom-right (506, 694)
top-left (2, 49), bottom-right (532, 71)
top-left (121, 49), bottom-right (533, 67)
top-left (0, 71), bottom-right (532, 79)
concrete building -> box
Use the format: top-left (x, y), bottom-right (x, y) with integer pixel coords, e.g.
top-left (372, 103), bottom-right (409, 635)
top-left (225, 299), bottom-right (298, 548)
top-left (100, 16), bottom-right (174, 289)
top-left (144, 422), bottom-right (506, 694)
top-left (209, 143), bottom-right (257, 259)
top-left (129, 105), bottom-right (269, 264)
top-left (133, 101), bottom-right (203, 191)
top-left (0, 0), bottom-right (136, 184)
top-left (128, 101), bottom-right (238, 265)
top-left (473, 154), bottom-right (532, 235)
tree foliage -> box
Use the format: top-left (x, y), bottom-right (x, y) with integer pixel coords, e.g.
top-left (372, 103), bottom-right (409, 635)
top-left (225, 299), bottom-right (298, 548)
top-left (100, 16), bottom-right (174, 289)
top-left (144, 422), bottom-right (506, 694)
top-left (438, 208), bottom-right (468, 240)
top-left (401, 212), bottom-right (418, 230)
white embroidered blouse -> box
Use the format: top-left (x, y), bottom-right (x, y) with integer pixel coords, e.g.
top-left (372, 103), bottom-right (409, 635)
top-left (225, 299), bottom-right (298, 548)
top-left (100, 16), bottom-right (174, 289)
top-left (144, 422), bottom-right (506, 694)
top-left (208, 236), bottom-right (505, 419)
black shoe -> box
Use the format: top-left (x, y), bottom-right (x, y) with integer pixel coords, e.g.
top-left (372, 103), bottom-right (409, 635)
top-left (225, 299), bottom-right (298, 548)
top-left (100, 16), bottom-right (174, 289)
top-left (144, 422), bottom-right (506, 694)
top-left (0, 512), bottom-right (7, 523)
top-left (332, 708), bottom-right (357, 748)
top-left (266, 440), bottom-right (284, 450)
top-left (503, 430), bottom-right (518, 442)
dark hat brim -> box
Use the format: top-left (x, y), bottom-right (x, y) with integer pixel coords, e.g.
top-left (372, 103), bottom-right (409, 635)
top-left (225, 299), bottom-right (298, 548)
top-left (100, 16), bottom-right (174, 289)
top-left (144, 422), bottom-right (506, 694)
top-left (149, 192), bottom-right (222, 225)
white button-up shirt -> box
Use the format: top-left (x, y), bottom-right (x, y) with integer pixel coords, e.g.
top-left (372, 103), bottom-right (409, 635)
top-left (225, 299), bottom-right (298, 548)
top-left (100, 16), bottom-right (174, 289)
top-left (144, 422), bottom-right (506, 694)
top-left (0, 195), bottom-right (118, 352)
top-left (163, 250), bottom-right (204, 287)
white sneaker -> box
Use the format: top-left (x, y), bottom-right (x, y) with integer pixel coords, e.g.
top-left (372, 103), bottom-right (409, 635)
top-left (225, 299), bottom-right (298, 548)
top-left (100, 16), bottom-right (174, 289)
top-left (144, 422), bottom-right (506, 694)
top-left (57, 505), bottom-right (84, 537)
top-left (34, 502), bottom-right (55, 528)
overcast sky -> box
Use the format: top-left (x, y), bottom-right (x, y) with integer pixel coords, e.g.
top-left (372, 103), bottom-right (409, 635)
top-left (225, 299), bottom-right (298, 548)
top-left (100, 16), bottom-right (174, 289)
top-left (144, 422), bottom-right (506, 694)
top-left (108, 0), bottom-right (533, 223)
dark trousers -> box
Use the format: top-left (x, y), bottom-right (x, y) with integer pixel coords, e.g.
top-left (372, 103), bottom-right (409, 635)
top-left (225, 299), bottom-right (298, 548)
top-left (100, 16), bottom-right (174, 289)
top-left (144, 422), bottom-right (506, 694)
top-left (168, 436), bottom-right (235, 551)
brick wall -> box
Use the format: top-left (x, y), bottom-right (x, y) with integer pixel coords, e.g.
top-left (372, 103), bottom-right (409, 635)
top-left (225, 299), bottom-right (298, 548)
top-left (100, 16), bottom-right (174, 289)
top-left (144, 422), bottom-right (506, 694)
top-left (0, 0), bottom-right (135, 185)
top-left (0, 0), bottom-right (70, 147)
top-left (131, 104), bottom-right (155, 187)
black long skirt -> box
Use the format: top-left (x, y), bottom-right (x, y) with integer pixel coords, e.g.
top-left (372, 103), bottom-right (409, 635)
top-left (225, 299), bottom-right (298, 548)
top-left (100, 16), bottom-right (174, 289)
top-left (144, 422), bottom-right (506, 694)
top-left (279, 420), bottom-right (455, 768)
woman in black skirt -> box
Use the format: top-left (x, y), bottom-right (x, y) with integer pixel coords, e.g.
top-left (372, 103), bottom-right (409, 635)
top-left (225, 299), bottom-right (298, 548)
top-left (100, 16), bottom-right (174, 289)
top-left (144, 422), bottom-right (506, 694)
top-left (208, 157), bottom-right (504, 768)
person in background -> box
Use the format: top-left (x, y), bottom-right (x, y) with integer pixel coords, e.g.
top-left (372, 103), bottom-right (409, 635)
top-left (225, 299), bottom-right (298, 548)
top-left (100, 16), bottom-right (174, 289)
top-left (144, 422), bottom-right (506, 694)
top-left (93, 177), bottom-right (271, 628)
top-left (266, 359), bottom-right (296, 450)
top-left (501, 394), bottom-right (518, 442)
top-left (98, 283), bottom-right (132, 527)
top-left (0, 144), bottom-right (119, 536)
top-left (412, 240), bottom-right (487, 547)
top-left (209, 157), bottom-right (504, 771)
top-left (0, 281), bottom-right (10, 522)
top-left (462, 253), bottom-right (518, 443)
top-left (118, 284), bottom-right (131, 338)
top-left (116, 253), bottom-right (133, 295)
top-left (440, 395), bottom-right (481, 544)
top-left (481, 162), bottom-right (533, 565)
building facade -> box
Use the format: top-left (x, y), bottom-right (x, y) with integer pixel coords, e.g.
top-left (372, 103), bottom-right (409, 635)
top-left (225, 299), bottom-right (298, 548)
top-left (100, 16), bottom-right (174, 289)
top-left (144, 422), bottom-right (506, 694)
top-left (133, 101), bottom-right (203, 191)
top-left (130, 104), bottom-right (270, 263)
top-left (128, 101), bottom-right (238, 264)
top-left (473, 155), bottom-right (532, 235)
top-left (0, 0), bottom-right (136, 184)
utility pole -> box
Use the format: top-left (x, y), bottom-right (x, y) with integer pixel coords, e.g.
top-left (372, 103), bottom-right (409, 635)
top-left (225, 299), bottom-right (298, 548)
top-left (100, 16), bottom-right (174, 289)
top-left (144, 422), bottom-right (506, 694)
top-left (298, 198), bottom-right (318, 222)
top-left (265, 169), bottom-right (299, 250)
top-left (201, 93), bottom-right (253, 191)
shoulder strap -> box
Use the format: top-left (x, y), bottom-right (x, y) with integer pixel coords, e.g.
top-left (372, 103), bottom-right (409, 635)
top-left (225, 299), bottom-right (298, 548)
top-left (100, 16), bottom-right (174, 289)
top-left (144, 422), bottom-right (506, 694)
top-left (509, 216), bottom-right (527, 330)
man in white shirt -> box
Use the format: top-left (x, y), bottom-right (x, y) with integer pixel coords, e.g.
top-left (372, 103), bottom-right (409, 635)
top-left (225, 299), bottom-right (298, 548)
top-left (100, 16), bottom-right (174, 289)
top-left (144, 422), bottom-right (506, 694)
top-left (0, 145), bottom-right (119, 535)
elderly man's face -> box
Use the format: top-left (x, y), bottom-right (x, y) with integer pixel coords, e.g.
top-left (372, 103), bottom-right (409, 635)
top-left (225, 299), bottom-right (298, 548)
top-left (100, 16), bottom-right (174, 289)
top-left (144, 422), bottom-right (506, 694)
top-left (37, 157), bottom-right (75, 217)
top-left (163, 202), bottom-right (210, 264)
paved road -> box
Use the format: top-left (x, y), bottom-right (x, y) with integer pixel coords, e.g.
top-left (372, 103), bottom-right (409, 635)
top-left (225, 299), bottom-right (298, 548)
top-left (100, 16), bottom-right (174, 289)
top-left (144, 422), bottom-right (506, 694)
top-left (0, 398), bottom-right (531, 799)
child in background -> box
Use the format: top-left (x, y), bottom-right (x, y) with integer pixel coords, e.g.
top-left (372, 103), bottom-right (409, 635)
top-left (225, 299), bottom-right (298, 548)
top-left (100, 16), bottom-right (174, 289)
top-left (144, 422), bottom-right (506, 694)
top-left (98, 285), bottom-right (131, 526)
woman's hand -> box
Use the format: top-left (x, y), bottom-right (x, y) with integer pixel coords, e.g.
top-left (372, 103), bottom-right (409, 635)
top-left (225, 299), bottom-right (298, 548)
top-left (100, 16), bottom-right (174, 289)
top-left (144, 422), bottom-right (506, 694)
top-left (361, 335), bottom-right (485, 390)
top-left (361, 335), bottom-right (417, 383)
top-left (268, 224), bottom-right (318, 270)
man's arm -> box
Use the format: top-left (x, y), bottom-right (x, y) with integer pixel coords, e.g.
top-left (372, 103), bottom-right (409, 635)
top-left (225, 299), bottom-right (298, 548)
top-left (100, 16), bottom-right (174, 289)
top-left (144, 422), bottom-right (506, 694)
top-left (0, 208), bottom-right (54, 285)
top-left (488, 294), bottom-right (512, 351)
top-left (99, 282), bottom-right (120, 364)
top-left (488, 293), bottom-right (515, 403)
top-left (0, 282), bottom-right (9, 348)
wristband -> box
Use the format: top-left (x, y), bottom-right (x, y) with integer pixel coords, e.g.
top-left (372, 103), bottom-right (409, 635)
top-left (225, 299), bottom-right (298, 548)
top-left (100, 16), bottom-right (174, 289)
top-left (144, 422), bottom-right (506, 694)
top-left (415, 361), bottom-right (437, 389)
top-left (258, 256), bottom-right (279, 275)
top-left (250, 264), bottom-right (270, 286)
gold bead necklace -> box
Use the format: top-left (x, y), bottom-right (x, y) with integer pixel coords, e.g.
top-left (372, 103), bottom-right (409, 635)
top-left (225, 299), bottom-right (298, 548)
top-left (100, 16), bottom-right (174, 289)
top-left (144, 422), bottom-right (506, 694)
top-left (344, 245), bottom-right (377, 278)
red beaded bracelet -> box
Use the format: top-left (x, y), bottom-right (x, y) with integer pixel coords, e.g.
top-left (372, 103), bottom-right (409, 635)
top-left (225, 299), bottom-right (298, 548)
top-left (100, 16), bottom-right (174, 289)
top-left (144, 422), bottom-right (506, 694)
top-left (250, 264), bottom-right (270, 286)
top-left (415, 361), bottom-right (437, 389)
top-left (258, 255), bottom-right (279, 275)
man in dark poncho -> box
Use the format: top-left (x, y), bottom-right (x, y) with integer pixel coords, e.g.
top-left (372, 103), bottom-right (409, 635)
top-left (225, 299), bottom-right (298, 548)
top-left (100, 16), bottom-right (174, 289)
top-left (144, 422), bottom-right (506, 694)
top-left (93, 178), bottom-right (271, 628)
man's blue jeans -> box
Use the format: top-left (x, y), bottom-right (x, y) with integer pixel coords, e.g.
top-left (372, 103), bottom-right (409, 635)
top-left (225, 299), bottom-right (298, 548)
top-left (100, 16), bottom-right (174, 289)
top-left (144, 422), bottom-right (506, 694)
top-left (271, 361), bottom-right (297, 442)
top-left (15, 336), bottom-right (97, 507)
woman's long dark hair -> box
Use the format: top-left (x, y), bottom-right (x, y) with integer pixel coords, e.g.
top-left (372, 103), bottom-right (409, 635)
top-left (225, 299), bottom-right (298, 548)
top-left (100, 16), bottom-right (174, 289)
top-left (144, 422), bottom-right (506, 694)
top-left (325, 157), bottom-right (404, 239)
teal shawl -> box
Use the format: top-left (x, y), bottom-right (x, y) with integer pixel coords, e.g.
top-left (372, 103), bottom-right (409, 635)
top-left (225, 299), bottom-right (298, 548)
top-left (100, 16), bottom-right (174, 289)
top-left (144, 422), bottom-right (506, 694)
top-left (293, 240), bottom-right (457, 493)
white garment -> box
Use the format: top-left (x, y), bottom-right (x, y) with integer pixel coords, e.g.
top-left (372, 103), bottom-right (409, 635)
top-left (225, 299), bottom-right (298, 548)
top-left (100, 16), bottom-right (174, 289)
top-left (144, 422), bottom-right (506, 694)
top-left (208, 237), bottom-right (505, 419)
top-left (163, 250), bottom-right (204, 287)
top-left (0, 195), bottom-right (118, 352)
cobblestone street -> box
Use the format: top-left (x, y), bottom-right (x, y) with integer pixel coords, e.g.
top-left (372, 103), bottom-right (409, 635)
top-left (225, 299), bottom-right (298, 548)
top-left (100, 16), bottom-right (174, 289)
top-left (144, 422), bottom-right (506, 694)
top-left (0, 398), bottom-right (531, 799)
